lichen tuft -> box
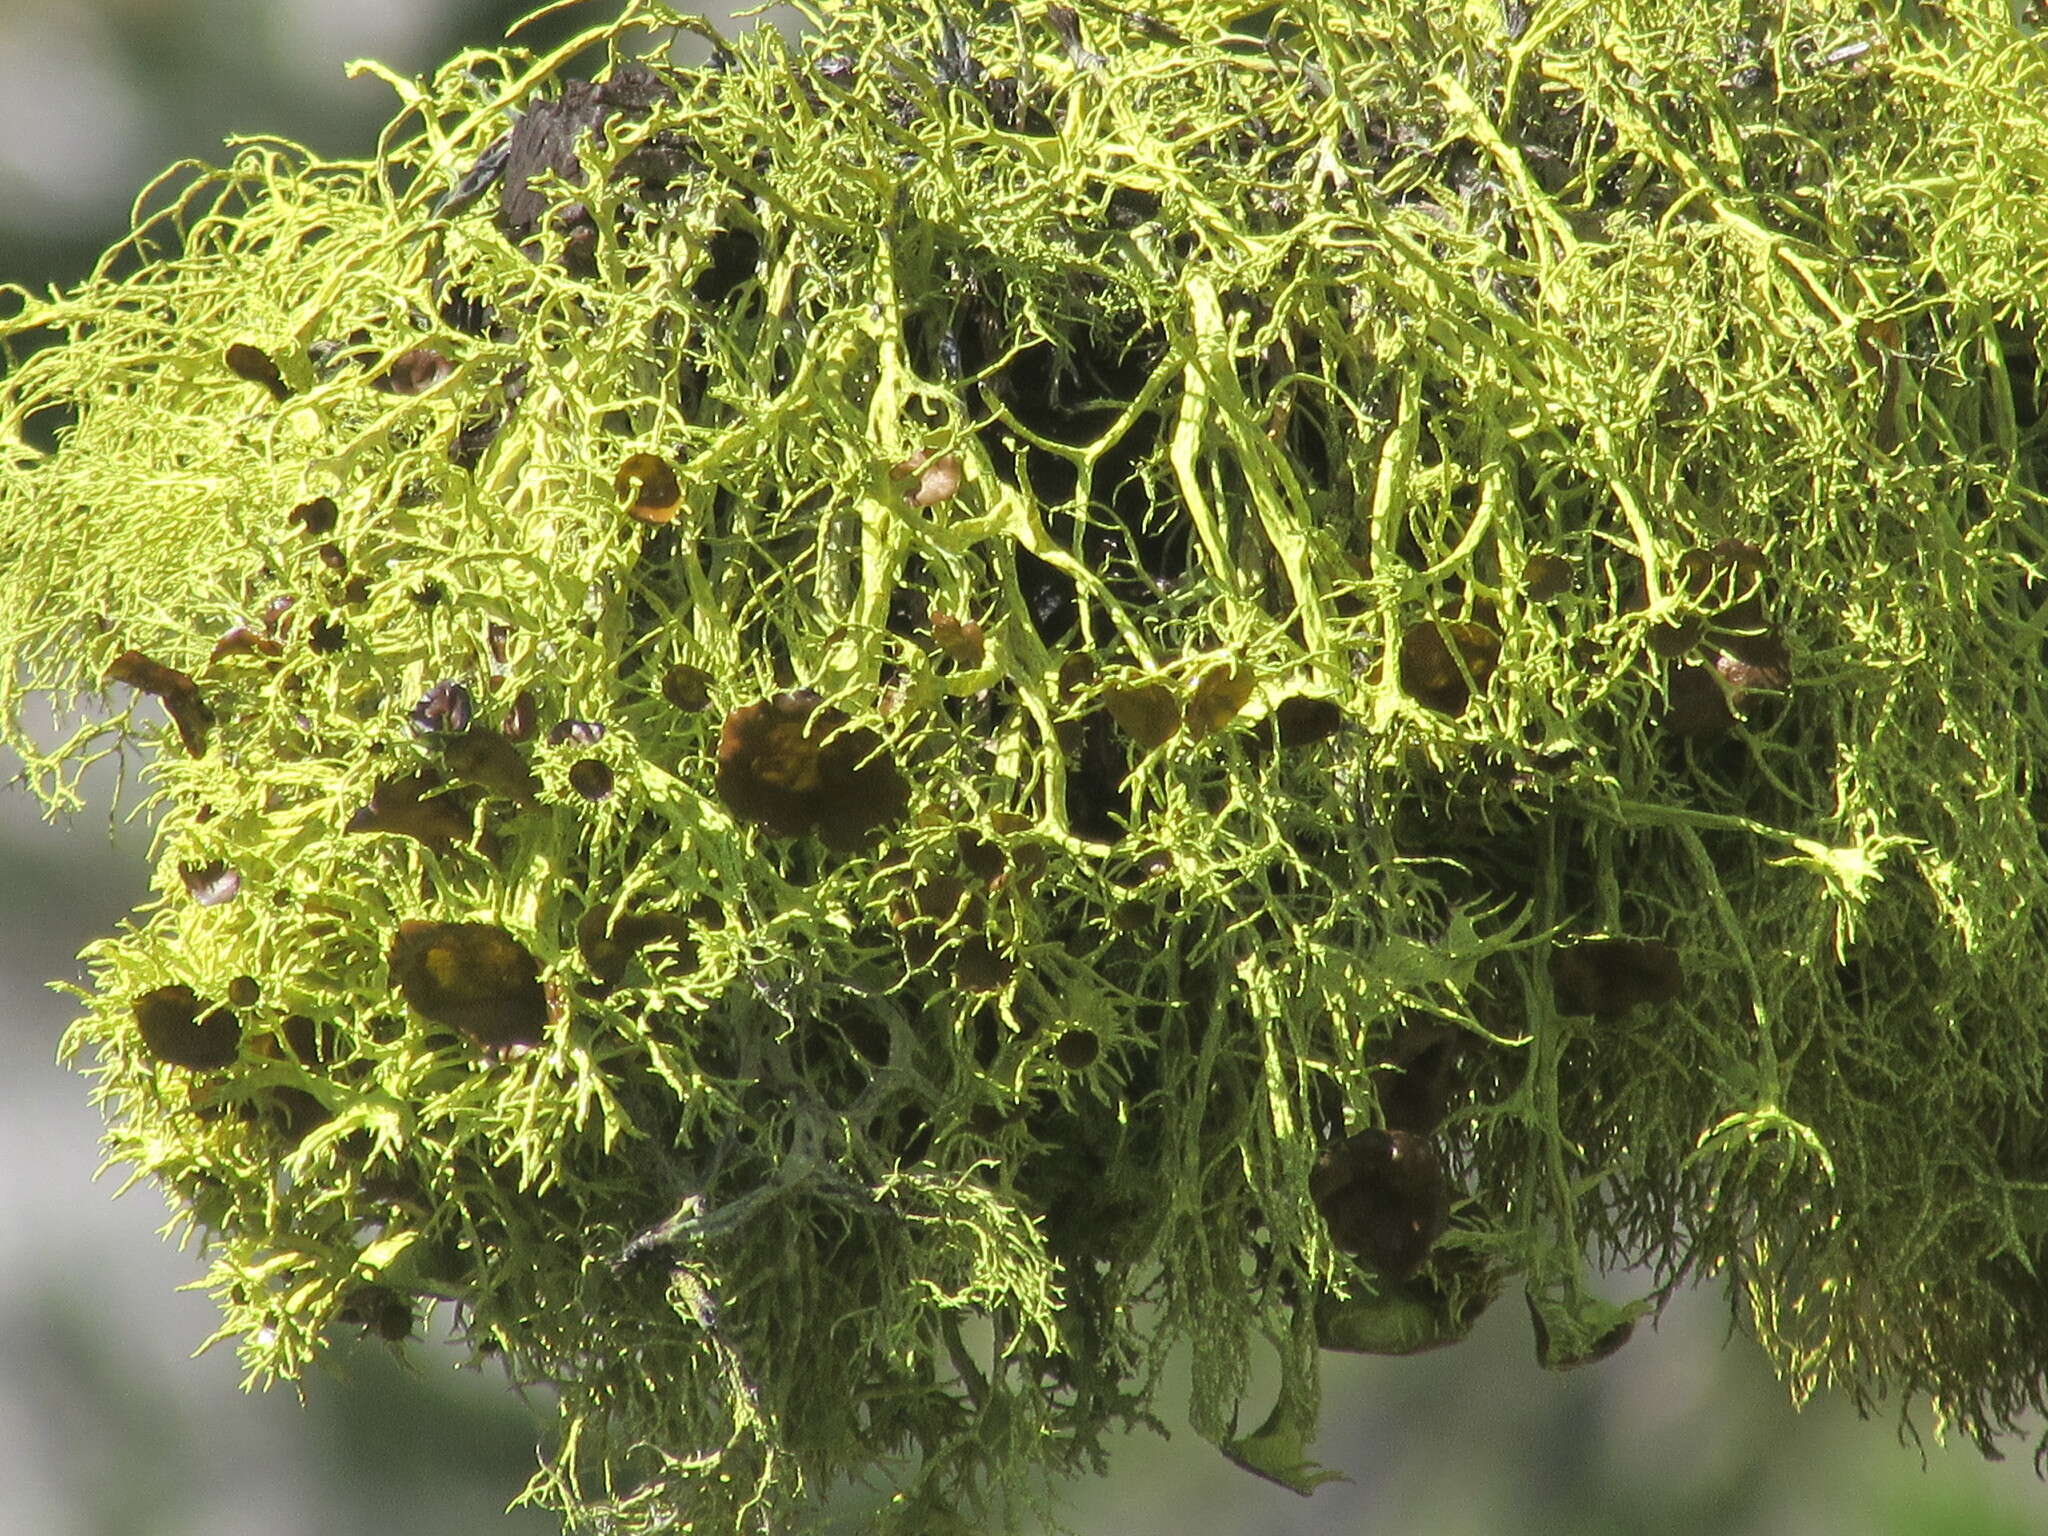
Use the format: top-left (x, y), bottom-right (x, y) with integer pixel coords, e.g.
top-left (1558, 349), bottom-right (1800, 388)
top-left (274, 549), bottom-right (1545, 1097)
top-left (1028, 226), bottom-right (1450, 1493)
top-left (7, 0), bottom-right (2048, 1529)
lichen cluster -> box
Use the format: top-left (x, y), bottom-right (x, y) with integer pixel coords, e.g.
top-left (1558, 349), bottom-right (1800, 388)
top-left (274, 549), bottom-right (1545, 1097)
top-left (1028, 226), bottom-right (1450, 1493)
top-left (6, 0), bottom-right (2048, 1528)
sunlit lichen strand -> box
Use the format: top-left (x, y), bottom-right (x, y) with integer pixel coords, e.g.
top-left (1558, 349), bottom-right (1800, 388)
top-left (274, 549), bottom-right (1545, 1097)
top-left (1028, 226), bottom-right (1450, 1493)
top-left (5, 0), bottom-right (2048, 1528)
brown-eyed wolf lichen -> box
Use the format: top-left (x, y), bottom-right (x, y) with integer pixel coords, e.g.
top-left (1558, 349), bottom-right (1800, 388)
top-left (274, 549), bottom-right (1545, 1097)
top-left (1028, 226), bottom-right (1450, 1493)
top-left (7, 0), bottom-right (2048, 1529)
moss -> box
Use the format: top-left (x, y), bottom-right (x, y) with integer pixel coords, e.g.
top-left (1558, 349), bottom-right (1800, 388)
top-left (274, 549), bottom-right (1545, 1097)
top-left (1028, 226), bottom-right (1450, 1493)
top-left (7, 0), bottom-right (2048, 1528)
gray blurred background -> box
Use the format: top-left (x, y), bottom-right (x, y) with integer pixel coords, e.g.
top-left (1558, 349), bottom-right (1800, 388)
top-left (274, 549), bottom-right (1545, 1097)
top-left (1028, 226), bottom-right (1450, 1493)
top-left (1, 3), bottom-right (2042, 1532)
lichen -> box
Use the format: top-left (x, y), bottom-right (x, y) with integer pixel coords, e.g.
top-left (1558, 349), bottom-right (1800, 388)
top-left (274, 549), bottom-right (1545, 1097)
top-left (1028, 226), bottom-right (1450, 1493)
top-left (6, 0), bottom-right (2048, 1529)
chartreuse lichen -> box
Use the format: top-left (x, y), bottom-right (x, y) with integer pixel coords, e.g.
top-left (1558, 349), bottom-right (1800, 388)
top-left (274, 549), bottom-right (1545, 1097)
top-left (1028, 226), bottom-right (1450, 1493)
top-left (6, 0), bottom-right (2048, 1527)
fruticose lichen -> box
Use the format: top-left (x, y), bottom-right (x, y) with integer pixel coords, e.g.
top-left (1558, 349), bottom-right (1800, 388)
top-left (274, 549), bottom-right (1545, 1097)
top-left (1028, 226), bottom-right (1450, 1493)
top-left (6, 0), bottom-right (2048, 1528)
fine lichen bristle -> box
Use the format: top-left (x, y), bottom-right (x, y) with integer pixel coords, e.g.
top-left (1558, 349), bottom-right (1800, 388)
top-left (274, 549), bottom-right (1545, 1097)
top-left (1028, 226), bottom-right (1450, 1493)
top-left (5, 0), bottom-right (2048, 1529)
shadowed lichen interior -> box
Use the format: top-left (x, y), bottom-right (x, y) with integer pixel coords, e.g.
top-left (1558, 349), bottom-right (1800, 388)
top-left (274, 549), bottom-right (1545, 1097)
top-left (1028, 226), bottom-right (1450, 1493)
top-left (6, 0), bottom-right (2048, 1528)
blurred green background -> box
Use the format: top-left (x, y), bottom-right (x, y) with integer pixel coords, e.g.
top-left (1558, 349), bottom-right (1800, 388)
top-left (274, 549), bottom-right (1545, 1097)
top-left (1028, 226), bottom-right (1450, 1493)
top-left (1, 3), bottom-right (2042, 1531)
